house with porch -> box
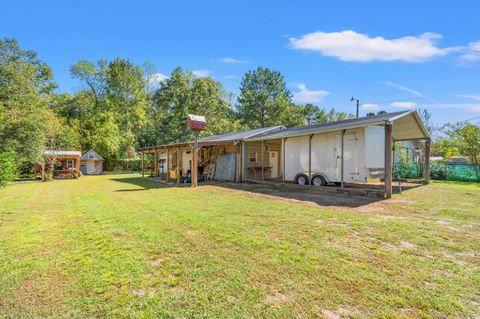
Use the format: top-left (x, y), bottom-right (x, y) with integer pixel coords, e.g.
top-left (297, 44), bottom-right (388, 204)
top-left (141, 110), bottom-right (430, 199)
top-left (41, 150), bottom-right (82, 179)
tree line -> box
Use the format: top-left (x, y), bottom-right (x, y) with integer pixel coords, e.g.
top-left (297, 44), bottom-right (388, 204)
top-left (0, 38), bottom-right (352, 180)
top-left (1, 38), bottom-right (479, 184)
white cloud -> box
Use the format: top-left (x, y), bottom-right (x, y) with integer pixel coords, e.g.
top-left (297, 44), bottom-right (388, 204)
top-left (289, 30), bottom-right (455, 62)
top-left (460, 41), bottom-right (480, 61)
top-left (292, 83), bottom-right (329, 103)
top-left (148, 72), bottom-right (168, 84)
top-left (422, 103), bottom-right (480, 110)
top-left (219, 57), bottom-right (248, 64)
top-left (391, 101), bottom-right (417, 108)
top-left (385, 81), bottom-right (425, 97)
top-left (455, 94), bottom-right (480, 101)
top-left (223, 75), bottom-right (236, 80)
top-left (361, 103), bottom-right (379, 110)
top-left (469, 105), bottom-right (480, 112)
top-left (192, 70), bottom-right (211, 78)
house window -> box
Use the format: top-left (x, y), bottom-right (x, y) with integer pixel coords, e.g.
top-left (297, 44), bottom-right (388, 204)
top-left (89, 153), bottom-right (94, 159)
top-left (249, 152), bottom-right (257, 163)
top-left (67, 160), bottom-right (74, 169)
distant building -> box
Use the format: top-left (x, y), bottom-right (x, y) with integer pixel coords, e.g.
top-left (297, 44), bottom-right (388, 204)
top-left (449, 156), bottom-right (468, 164)
top-left (80, 150), bottom-right (104, 175)
top-left (41, 150), bottom-right (82, 179)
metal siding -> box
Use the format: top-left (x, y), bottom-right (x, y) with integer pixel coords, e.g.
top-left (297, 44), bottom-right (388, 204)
top-left (311, 131), bottom-right (342, 182)
top-left (365, 126), bottom-right (386, 181)
top-left (285, 135), bottom-right (310, 181)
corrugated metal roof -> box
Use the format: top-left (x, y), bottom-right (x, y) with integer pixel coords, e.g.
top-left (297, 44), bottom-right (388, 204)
top-left (141, 110), bottom-right (429, 151)
top-left (247, 110), bottom-right (422, 140)
top-left (197, 126), bottom-right (285, 143)
top-left (141, 126), bottom-right (285, 150)
top-left (43, 150), bottom-right (82, 157)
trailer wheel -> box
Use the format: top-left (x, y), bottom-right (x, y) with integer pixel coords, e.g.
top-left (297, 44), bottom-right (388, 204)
top-left (296, 174), bottom-right (309, 185)
top-left (311, 175), bottom-right (326, 187)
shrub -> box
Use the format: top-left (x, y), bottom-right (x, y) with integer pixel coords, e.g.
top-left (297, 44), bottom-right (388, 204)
top-left (0, 152), bottom-right (17, 186)
top-left (430, 164), bottom-right (450, 180)
top-left (17, 161), bottom-right (35, 178)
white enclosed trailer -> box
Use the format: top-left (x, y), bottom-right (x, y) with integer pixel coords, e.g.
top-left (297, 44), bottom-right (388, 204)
top-left (284, 126), bottom-right (385, 184)
top-left (247, 110), bottom-right (430, 196)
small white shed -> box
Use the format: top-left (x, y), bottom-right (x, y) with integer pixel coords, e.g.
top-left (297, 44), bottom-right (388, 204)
top-left (80, 150), bottom-right (104, 175)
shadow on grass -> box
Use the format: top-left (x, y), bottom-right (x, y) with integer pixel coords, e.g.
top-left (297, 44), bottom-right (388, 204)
top-left (210, 182), bottom-right (382, 208)
top-left (111, 177), bottom-right (189, 192)
top-left (110, 176), bottom-right (424, 208)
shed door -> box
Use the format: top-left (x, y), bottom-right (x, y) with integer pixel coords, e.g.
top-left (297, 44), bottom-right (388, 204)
top-left (344, 133), bottom-right (360, 181)
top-left (80, 163), bottom-right (87, 174)
top-left (87, 161), bottom-right (95, 174)
top-left (269, 151), bottom-right (279, 178)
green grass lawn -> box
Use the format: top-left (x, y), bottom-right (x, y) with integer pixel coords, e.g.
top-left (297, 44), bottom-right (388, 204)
top-left (0, 174), bottom-right (479, 318)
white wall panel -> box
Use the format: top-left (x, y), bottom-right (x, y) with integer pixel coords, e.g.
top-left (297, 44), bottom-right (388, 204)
top-left (284, 135), bottom-right (309, 181)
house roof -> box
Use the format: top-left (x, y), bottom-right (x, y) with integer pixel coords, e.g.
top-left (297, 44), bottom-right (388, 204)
top-left (43, 150), bottom-right (82, 157)
top-left (81, 149), bottom-right (104, 161)
top-left (141, 126), bottom-right (284, 151)
top-left (248, 110), bottom-right (429, 141)
top-left (197, 126), bottom-right (284, 143)
top-left (141, 110), bottom-right (429, 152)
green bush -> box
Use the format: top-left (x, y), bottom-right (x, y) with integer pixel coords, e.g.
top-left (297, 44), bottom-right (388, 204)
top-left (17, 161), bottom-right (35, 178)
top-left (103, 158), bottom-right (142, 172)
top-left (0, 152), bottom-right (17, 186)
top-left (430, 165), bottom-right (450, 180)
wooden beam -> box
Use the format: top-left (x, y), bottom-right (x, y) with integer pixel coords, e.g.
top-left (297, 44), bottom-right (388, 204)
top-left (75, 158), bottom-right (80, 178)
top-left (154, 151), bottom-right (158, 177)
top-left (166, 149), bottom-right (169, 182)
top-left (281, 138), bottom-right (286, 184)
top-left (384, 123), bottom-right (393, 199)
top-left (150, 153), bottom-right (154, 176)
top-left (191, 145), bottom-right (198, 188)
top-left (176, 148), bottom-right (181, 183)
top-left (341, 130), bottom-right (346, 188)
top-left (424, 138), bottom-right (431, 184)
top-left (141, 151), bottom-right (145, 177)
top-left (241, 141), bottom-right (247, 183)
top-left (261, 140), bottom-right (264, 184)
top-left (235, 144), bottom-right (241, 182)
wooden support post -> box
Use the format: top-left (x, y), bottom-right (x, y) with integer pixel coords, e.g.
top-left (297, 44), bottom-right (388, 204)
top-left (191, 131), bottom-right (199, 188)
top-left (384, 123), bottom-right (393, 199)
top-left (75, 158), bottom-right (80, 178)
top-left (241, 141), bottom-right (247, 182)
top-left (176, 148), bottom-right (181, 184)
top-left (261, 140), bottom-right (264, 184)
top-left (153, 151), bottom-right (157, 177)
top-left (166, 149), bottom-right (169, 182)
top-left (191, 145), bottom-right (198, 188)
top-left (282, 138), bottom-right (286, 184)
top-left (341, 130), bottom-right (346, 188)
top-left (155, 151), bottom-right (159, 177)
top-left (235, 144), bottom-right (241, 182)
top-left (141, 151), bottom-right (145, 177)
top-left (308, 134), bottom-right (313, 186)
top-left (150, 153), bottom-right (154, 177)
top-left (424, 138), bottom-right (431, 184)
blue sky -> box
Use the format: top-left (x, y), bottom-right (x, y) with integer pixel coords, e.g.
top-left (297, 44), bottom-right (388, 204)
top-left (2, 0), bottom-right (480, 125)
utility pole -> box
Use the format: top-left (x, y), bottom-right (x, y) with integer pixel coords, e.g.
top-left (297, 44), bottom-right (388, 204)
top-left (351, 96), bottom-right (360, 118)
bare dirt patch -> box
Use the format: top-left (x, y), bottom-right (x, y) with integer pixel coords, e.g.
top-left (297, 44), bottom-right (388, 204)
top-left (205, 183), bottom-right (377, 208)
top-left (263, 290), bottom-right (294, 305)
top-left (400, 241), bottom-right (417, 250)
